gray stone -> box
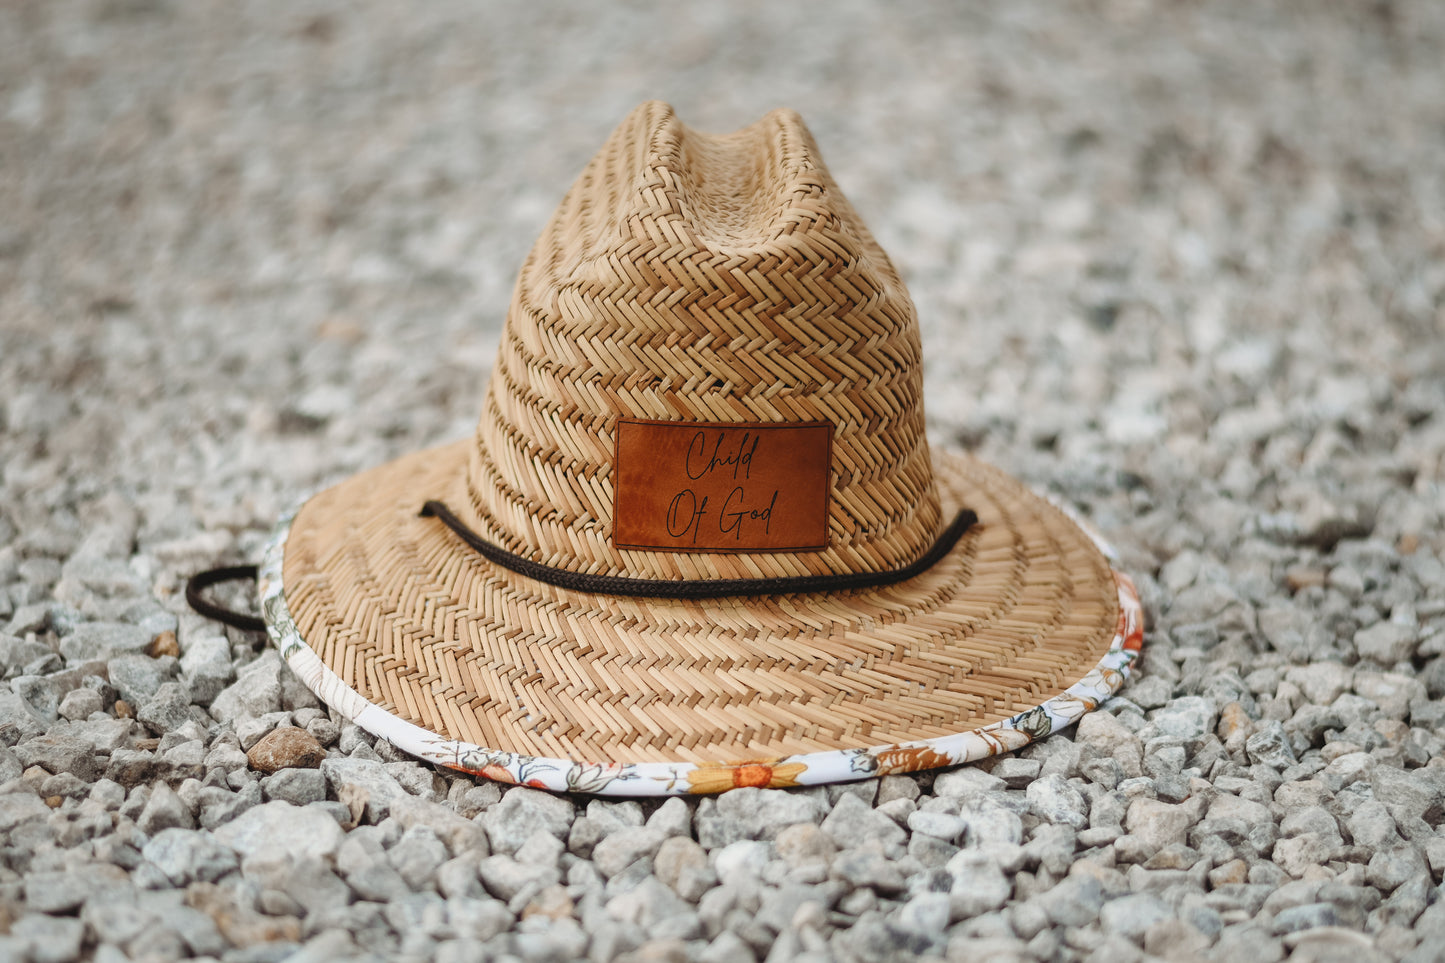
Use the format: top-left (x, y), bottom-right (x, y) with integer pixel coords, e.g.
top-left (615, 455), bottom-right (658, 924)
top-left (896, 890), bottom-right (952, 942)
top-left (713, 838), bottom-right (768, 883)
top-left (1286, 704), bottom-right (1347, 747)
top-left (1347, 800), bottom-right (1402, 849)
top-left (696, 787), bottom-right (826, 848)
top-left (584, 797), bottom-right (644, 829)
top-left (5, 602), bottom-right (51, 637)
top-left (142, 827), bottom-right (239, 884)
top-left (1355, 671), bottom-right (1426, 720)
top-left (565, 815), bottom-right (608, 857)
top-left (1206, 791), bottom-right (1272, 827)
top-left (605, 875), bottom-right (692, 930)
top-left (0, 740), bottom-right (23, 780)
top-left (991, 757), bottom-right (1042, 788)
top-left (198, 781), bottom-right (262, 829)
top-left (11, 674), bottom-right (62, 721)
top-left (102, 747), bottom-right (159, 787)
top-left (1258, 605), bottom-right (1325, 660)
top-left (1274, 833), bottom-right (1342, 878)
top-left (908, 809), bottom-right (966, 843)
top-left (1247, 720), bottom-right (1299, 769)
top-left (592, 825), bottom-right (667, 878)
top-left (39, 770), bottom-right (89, 799)
top-left (245, 853), bottom-right (353, 916)
top-left (23, 869), bottom-right (94, 915)
top-left (161, 738), bottom-right (206, 780)
top-left (646, 796), bottom-right (693, 838)
top-left (933, 767), bottom-right (1006, 799)
top-left (319, 755), bottom-right (408, 822)
top-left (203, 739), bottom-right (248, 772)
top-left (1035, 875), bottom-right (1105, 927)
top-left (14, 733), bottom-right (99, 781)
top-left (59, 713), bottom-right (129, 752)
top-left (1101, 892), bottom-right (1172, 943)
top-left (389, 824), bottom-right (450, 889)
top-left (137, 780), bottom-right (194, 833)
top-left (1367, 844), bottom-right (1427, 893)
top-left (434, 938), bottom-right (490, 963)
top-left (209, 650), bottom-right (285, 722)
top-left (1355, 621), bottom-right (1417, 664)
top-left (1280, 806), bottom-right (1341, 843)
top-left (444, 896), bottom-right (511, 943)
top-left (178, 634), bottom-right (234, 704)
top-left (57, 686), bottom-right (102, 720)
top-left (337, 831), bottom-right (411, 901)
top-left (58, 622), bottom-right (151, 663)
top-left (1147, 696), bottom-right (1217, 741)
top-left (137, 680), bottom-right (193, 734)
top-left (0, 634), bottom-right (50, 673)
top-left (477, 851), bottom-right (559, 901)
top-left (437, 856), bottom-right (483, 899)
top-left (482, 786), bottom-right (576, 855)
top-left (959, 796), bottom-right (1025, 847)
top-left (821, 791), bottom-right (906, 850)
top-left (1023, 823), bottom-right (1077, 877)
top-left (263, 766), bottom-right (327, 805)
top-left (269, 929), bottom-right (360, 963)
top-left (831, 845), bottom-right (905, 894)
top-left (946, 851), bottom-right (1011, 919)
top-left (655, 835), bottom-right (712, 900)
top-left (1026, 773), bottom-right (1088, 829)
top-left (1285, 663), bottom-right (1354, 705)
top-left (1124, 797), bottom-right (1197, 851)
top-left (214, 800), bottom-right (345, 862)
top-left (453, 782), bottom-right (502, 819)
top-left (11, 914), bottom-right (85, 963)
top-left (1271, 902), bottom-right (1340, 935)
top-left (0, 687), bottom-right (47, 741)
top-left (107, 652), bottom-right (171, 704)
top-left (388, 794), bottom-right (488, 856)
top-left (382, 760), bottom-right (438, 799)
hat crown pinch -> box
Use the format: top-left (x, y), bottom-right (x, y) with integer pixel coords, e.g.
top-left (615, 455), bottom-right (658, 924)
top-left (468, 101), bottom-right (943, 582)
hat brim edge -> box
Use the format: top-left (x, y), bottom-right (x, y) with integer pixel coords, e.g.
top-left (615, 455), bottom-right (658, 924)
top-left (258, 496), bottom-right (1145, 798)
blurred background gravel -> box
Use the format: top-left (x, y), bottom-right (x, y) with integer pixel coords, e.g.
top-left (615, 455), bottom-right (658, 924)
top-left (1, 2), bottom-right (1444, 962)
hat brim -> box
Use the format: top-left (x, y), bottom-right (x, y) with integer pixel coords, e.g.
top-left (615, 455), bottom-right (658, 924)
top-left (258, 439), bottom-right (1142, 796)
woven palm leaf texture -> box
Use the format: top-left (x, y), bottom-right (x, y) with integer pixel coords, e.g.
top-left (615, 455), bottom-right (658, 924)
top-left (257, 101), bottom-right (1144, 796)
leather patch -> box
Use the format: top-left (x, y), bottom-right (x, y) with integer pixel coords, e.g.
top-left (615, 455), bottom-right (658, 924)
top-left (613, 420), bottom-right (832, 553)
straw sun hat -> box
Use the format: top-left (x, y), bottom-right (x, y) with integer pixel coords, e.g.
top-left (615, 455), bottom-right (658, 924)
top-left (234, 101), bottom-right (1142, 796)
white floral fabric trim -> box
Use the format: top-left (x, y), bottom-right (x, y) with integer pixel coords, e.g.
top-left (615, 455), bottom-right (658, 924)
top-left (259, 507), bottom-right (1145, 796)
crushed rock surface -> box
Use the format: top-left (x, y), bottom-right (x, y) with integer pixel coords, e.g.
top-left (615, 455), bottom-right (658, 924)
top-left (1, 2), bottom-right (1443, 961)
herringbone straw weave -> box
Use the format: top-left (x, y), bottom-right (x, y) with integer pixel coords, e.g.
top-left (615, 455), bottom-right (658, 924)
top-left (272, 102), bottom-right (1133, 779)
top-left (468, 100), bottom-right (939, 581)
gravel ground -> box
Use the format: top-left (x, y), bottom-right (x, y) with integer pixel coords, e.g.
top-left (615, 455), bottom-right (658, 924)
top-left (2, 2), bottom-right (1444, 961)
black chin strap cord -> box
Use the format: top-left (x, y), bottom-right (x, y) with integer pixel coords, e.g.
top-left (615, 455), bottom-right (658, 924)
top-left (419, 500), bottom-right (978, 600)
top-left (185, 509), bottom-right (979, 628)
top-left (185, 565), bottom-right (265, 632)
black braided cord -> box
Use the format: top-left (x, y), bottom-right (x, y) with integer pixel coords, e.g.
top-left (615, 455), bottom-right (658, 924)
top-left (186, 506), bottom-right (978, 630)
top-left (419, 500), bottom-right (977, 600)
top-left (185, 565), bottom-right (265, 632)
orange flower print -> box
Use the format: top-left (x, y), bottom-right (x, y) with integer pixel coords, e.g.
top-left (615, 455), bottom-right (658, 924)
top-left (476, 764), bottom-right (518, 785)
top-left (1113, 571), bottom-right (1144, 653)
top-left (686, 761), bottom-right (807, 794)
top-left (978, 726), bottom-right (1032, 755)
top-left (870, 745), bottom-right (955, 776)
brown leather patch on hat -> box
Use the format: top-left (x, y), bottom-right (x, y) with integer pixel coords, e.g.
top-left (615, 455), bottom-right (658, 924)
top-left (613, 420), bottom-right (832, 553)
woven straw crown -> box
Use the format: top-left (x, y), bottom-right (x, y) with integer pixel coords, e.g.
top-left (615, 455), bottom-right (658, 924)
top-left (462, 101), bottom-right (942, 580)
